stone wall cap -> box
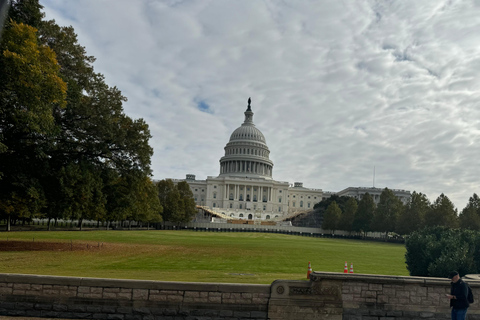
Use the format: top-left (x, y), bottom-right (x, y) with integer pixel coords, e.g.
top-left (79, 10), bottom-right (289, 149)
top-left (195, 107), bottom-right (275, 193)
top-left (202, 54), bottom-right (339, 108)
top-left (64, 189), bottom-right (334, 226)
top-left (0, 273), bottom-right (269, 293)
top-left (310, 272), bottom-right (450, 285)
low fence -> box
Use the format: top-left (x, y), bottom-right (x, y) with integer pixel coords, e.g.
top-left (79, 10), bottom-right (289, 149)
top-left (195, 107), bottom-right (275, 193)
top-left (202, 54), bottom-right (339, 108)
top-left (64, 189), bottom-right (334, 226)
top-left (1, 273), bottom-right (480, 319)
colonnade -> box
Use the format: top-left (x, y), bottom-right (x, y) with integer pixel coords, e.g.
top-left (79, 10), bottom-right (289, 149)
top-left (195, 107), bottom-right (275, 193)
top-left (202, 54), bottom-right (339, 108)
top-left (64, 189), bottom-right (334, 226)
top-left (221, 183), bottom-right (274, 203)
top-left (220, 160), bottom-right (272, 177)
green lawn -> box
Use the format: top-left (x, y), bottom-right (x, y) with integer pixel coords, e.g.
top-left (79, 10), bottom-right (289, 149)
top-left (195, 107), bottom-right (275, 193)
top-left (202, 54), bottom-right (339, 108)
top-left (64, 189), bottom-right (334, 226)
top-left (0, 230), bottom-right (408, 284)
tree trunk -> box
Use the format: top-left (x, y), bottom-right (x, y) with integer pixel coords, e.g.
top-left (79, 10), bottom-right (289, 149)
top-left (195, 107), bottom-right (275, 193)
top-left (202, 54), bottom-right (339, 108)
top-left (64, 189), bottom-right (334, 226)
top-left (47, 218), bottom-right (51, 231)
top-left (6, 214), bottom-right (11, 232)
top-left (79, 218), bottom-right (83, 231)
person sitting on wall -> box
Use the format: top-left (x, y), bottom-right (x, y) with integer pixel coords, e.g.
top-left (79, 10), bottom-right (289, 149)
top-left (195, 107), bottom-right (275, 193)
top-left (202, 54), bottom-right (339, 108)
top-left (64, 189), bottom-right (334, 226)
top-left (447, 271), bottom-right (469, 320)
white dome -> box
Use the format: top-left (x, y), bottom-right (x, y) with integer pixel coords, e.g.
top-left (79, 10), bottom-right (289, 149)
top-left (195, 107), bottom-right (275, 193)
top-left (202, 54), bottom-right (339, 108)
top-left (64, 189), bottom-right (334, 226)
top-left (229, 124), bottom-right (266, 144)
top-left (218, 98), bottom-right (273, 179)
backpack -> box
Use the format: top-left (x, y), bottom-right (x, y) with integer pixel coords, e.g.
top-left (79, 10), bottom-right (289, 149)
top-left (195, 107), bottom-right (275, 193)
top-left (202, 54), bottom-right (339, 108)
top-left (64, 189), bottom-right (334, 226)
top-left (467, 283), bottom-right (474, 304)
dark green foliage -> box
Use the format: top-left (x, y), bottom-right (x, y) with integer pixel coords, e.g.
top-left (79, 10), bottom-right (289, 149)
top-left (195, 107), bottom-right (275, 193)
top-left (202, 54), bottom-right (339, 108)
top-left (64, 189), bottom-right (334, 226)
top-left (424, 193), bottom-right (458, 228)
top-left (396, 191), bottom-right (429, 235)
top-left (313, 195), bottom-right (351, 212)
top-left (322, 201), bottom-right (341, 232)
top-left (405, 227), bottom-right (480, 277)
top-left (371, 188), bottom-right (404, 235)
top-left (157, 179), bottom-right (196, 224)
top-left (0, 0), bottom-right (158, 229)
top-left (338, 197), bottom-right (357, 232)
top-left (352, 193), bottom-right (375, 233)
top-left (459, 194), bottom-right (480, 231)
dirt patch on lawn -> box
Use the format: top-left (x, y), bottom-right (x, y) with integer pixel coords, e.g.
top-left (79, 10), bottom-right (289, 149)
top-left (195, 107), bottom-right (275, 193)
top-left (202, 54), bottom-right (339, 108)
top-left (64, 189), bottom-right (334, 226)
top-left (0, 240), bottom-right (104, 252)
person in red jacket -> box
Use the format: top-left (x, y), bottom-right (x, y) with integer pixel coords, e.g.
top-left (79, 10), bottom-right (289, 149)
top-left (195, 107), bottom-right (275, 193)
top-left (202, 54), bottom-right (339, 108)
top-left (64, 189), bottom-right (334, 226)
top-left (447, 271), bottom-right (469, 320)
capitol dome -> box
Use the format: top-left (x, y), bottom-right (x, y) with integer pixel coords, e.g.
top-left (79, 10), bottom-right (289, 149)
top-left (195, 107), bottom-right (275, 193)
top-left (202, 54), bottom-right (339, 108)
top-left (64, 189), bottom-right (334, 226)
top-left (219, 98), bottom-right (274, 179)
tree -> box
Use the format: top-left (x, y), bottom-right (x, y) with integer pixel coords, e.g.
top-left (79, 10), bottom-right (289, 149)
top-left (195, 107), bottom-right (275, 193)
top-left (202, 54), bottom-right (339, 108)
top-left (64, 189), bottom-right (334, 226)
top-left (0, 0), bottom-right (157, 231)
top-left (338, 197), bottom-right (358, 233)
top-left (157, 179), bottom-right (196, 224)
top-left (322, 201), bottom-right (341, 234)
top-left (176, 181), bottom-right (197, 224)
top-left (352, 193), bottom-right (375, 234)
top-left (0, 20), bottom-right (67, 230)
top-left (371, 188), bottom-right (404, 237)
top-left (425, 194), bottom-right (458, 228)
top-left (459, 194), bottom-right (480, 231)
top-left (396, 191), bottom-right (429, 235)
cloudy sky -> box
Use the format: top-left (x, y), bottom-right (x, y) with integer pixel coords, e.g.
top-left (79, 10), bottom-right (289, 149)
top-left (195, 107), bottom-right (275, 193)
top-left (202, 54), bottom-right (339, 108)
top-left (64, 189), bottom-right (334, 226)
top-left (41, 0), bottom-right (480, 210)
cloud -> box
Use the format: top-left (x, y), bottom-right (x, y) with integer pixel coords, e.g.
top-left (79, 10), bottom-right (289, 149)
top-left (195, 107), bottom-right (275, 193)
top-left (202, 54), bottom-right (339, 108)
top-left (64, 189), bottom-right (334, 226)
top-left (41, 0), bottom-right (480, 210)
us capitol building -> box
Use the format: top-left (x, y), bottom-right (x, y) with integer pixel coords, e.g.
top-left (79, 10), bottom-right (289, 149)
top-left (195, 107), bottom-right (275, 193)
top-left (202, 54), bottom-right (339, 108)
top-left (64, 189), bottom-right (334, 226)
top-left (171, 98), bottom-right (410, 221)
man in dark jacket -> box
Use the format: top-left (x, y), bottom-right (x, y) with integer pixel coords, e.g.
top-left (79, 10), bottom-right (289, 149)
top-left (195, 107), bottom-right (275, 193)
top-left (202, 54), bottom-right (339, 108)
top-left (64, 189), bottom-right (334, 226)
top-left (447, 271), bottom-right (469, 320)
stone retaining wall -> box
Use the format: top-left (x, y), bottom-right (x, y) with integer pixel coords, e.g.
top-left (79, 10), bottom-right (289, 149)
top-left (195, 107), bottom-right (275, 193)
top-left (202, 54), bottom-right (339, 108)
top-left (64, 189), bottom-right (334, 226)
top-left (270, 272), bottom-right (480, 320)
top-left (0, 274), bottom-right (269, 319)
top-left (2, 273), bottom-right (480, 319)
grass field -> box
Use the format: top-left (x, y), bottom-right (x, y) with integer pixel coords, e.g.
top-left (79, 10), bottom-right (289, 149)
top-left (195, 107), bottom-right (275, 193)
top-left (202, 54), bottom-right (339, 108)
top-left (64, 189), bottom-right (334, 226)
top-left (0, 230), bottom-right (408, 284)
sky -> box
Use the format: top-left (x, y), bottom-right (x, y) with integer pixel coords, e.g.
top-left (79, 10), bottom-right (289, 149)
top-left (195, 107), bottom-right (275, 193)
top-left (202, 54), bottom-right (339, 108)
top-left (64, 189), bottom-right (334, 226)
top-left (40, 0), bottom-right (480, 210)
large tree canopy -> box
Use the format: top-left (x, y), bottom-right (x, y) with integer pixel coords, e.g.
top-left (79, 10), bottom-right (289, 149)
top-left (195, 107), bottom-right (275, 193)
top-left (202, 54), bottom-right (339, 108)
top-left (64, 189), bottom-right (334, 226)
top-left (0, 0), bottom-right (159, 230)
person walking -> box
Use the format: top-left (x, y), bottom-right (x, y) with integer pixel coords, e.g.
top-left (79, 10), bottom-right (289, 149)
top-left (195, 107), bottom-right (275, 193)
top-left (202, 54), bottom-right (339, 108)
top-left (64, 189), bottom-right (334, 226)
top-left (447, 271), bottom-right (469, 320)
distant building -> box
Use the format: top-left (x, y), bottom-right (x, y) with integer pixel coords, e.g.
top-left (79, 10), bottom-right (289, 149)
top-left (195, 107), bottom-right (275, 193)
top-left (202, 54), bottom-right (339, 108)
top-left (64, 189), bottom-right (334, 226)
top-left (169, 98), bottom-right (410, 220)
top-left (336, 187), bottom-right (411, 205)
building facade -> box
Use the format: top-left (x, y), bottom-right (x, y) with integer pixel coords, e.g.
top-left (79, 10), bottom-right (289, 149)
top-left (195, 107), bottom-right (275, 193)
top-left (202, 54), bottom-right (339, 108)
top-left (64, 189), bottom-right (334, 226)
top-left (336, 187), bottom-right (411, 205)
top-left (171, 98), bottom-right (410, 221)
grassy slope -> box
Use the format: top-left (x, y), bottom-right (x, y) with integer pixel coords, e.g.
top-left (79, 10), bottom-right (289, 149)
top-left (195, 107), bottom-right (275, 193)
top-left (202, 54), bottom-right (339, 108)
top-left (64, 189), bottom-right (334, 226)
top-left (0, 230), bottom-right (407, 284)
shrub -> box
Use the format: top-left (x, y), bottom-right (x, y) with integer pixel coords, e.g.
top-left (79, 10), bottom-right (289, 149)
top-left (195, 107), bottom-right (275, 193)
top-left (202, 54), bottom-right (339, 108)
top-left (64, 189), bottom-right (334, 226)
top-left (405, 227), bottom-right (480, 277)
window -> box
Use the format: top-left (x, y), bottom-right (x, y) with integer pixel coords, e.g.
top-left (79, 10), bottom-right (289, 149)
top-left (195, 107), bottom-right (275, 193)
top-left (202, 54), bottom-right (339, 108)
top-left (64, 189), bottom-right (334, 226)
top-left (229, 193), bottom-right (233, 200)
top-left (247, 187), bottom-right (250, 191)
top-left (214, 185), bottom-right (217, 189)
top-left (293, 202), bottom-right (296, 207)
top-left (195, 189), bottom-right (197, 191)
top-left (266, 215), bottom-right (270, 219)
top-left (263, 196), bottom-right (267, 202)
top-left (253, 195), bottom-right (257, 202)
top-left (263, 205), bottom-right (266, 210)
top-left (279, 190), bottom-right (282, 193)
top-left (300, 201), bottom-right (303, 208)
top-left (239, 204), bottom-right (242, 209)
top-left (239, 213), bottom-right (244, 217)
top-left (278, 206), bottom-right (281, 212)
top-left (254, 188), bottom-right (257, 191)
top-left (253, 205), bottom-right (256, 210)
top-left (308, 203), bottom-right (311, 208)
top-left (213, 193), bottom-right (217, 199)
top-left (278, 197), bottom-right (282, 203)
top-left (230, 203), bottom-right (233, 208)
top-left (239, 194), bottom-right (243, 201)
top-left (293, 195), bottom-right (296, 198)
top-left (213, 203), bottom-right (216, 208)
top-left (308, 196), bottom-right (310, 199)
